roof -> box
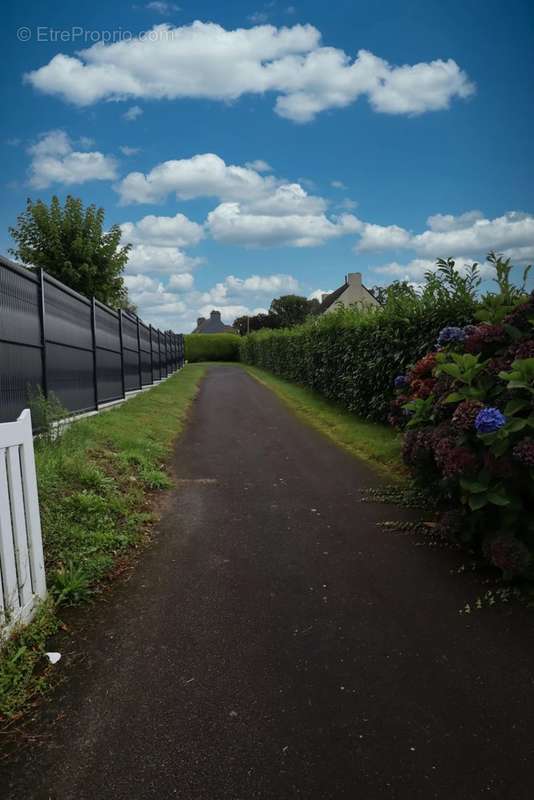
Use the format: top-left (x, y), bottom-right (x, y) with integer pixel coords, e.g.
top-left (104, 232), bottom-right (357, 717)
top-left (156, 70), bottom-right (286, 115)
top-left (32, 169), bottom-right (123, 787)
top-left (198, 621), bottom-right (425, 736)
top-left (318, 282), bottom-right (348, 313)
top-left (192, 312), bottom-right (235, 334)
top-left (318, 279), bottom-right (378, 313)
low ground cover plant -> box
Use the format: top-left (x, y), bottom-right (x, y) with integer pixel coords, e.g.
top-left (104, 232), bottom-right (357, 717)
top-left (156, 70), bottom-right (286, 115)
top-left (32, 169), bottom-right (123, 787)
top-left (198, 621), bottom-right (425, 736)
top-left (185, 333), bottom-right (240, 362)
top-left (391, 259), bottom-right (533, 579)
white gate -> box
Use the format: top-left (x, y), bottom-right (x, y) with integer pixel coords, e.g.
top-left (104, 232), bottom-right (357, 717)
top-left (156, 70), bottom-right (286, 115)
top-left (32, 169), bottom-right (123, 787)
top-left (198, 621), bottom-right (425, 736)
top-left (0, 409), bottom-right (46, 637)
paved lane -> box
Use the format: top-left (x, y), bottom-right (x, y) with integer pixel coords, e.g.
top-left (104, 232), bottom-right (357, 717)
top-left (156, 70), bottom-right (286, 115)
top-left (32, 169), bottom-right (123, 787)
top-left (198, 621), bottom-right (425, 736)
top-left (4, 366), bottom-right (534, 799)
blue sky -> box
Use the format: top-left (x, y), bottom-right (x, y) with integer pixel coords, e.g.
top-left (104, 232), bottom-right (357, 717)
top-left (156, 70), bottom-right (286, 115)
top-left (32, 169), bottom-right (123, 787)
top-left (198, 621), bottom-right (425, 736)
top-left (2, 0), bottom-right (534, 331)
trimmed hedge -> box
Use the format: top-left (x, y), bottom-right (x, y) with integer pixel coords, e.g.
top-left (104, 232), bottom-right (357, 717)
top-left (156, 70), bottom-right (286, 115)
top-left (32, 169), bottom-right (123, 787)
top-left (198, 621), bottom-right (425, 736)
top-left (239, 297), bottom-right (475, 422)
top-left (185, 333), bottom-right (240, 363)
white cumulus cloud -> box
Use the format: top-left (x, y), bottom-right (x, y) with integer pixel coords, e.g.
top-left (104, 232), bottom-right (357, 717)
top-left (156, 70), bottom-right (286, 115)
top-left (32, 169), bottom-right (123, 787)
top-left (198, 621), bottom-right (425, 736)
top-left (207, 202), bottom-right (361, 247)
top-left (116, 152), bottom-right (277, 205)
top-left (126, 244), bottom-right (202, 274)
top-left (120, 212), bottom-right (204, 247)
top-left (24, 22), bottom-right (474, 123)
top-left (28, 129), bottom-right (117, 189)
top-left (355, 210), bottom-right (534, 264)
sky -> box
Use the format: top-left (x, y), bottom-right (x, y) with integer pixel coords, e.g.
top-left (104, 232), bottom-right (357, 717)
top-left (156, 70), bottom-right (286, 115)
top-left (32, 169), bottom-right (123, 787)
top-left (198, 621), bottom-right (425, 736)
top-left (2, 0), bottom-right (534, 332)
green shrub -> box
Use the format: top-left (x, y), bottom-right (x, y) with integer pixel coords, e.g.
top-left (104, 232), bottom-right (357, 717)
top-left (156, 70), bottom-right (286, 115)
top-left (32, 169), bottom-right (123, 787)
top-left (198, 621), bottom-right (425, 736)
top-left (240, 260), bottom-right (478, 421)
top-left (185, 333), bottom-right (240, 362)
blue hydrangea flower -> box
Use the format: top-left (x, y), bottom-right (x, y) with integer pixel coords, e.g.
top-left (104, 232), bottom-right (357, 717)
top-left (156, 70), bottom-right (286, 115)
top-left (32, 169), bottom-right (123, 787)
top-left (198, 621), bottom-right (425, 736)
top-left (474, 407), bottom-right (507, 434)
top-left (394, 375), bottom-right (408, 389)
top-left (436, 326), bottom-right (466, 347)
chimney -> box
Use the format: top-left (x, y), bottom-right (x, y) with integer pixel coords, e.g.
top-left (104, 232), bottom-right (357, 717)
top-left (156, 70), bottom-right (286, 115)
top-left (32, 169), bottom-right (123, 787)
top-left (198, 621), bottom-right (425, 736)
top-left (347, 272), bottom-right (362, 287)
top-left (210, 310), bottom-right (221, 320)
top-left (197, 317), bottom-right (205, 327)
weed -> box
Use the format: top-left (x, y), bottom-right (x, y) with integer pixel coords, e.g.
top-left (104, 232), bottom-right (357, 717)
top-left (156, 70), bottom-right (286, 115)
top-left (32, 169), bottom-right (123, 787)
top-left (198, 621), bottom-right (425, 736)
top-left (26, 385), bottom-right (67, 441)
top-left (50, 563), bottom-right (92, 606)
top-left (0, 602), bottom-right (59, 722)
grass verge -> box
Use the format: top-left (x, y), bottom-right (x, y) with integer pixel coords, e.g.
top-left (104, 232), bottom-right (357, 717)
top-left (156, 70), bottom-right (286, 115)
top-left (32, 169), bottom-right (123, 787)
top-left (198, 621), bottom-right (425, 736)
top-left (0, 365), bottom-right (206, 724)
top-left (241, 364), bottom-right (404, 480)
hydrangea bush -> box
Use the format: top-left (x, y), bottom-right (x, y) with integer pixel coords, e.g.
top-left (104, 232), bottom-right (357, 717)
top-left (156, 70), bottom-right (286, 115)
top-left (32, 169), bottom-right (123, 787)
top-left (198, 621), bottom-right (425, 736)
top-left (392, 290), bottom-right (534, 579)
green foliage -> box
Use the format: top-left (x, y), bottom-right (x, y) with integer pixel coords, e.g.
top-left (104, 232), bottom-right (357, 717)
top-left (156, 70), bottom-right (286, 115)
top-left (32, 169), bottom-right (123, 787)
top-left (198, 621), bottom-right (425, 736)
top-left (9, 195), bottom-right (131, 307)
top-left (26, 385), bottom-right (67, 440)
top-left (475, 252), bottom-right (532, 323)
top-left (269, 294), bottom-right (320, 327)
top-left (241, 260), bottom-right (478, 422)
top-left (0, 365), bottom-right (206, 722)
top-left (394, 290), bottom-right (534, 580)
top-left (185, 333), bottom-right (240, 362)
top-left (50, 562), bottom-right (91, 606)
top-left (233, 312), bottom-right (280, 336)
top-left (0, 601), bottom-right (59, 721)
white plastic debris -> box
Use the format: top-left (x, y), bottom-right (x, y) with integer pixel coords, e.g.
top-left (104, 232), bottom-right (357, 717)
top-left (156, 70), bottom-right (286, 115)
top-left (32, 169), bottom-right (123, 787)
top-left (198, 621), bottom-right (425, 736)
top-left (45, 652), bottom-right (61, 664)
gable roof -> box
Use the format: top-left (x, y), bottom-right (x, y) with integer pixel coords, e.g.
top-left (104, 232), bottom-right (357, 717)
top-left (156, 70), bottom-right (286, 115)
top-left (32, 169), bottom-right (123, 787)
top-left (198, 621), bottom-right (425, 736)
top-left (192, 311), bottom-right (235, 334)
top-left (318, 282), bottom-right (348, 313)
top-left (318, 278), bottom-right (379, 313)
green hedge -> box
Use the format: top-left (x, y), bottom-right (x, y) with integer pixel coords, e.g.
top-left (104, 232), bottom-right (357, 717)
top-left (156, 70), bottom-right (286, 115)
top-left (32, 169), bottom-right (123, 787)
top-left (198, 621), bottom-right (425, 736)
top-left (185, 333), bottom-right (240, 363)
top-left (239, 297), bottom-right (475, 422)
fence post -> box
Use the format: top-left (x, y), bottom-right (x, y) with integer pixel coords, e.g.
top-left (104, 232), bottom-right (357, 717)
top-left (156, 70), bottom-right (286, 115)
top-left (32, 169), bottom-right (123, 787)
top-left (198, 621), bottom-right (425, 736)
top-left (91, 298), bottom-right (98, 409)
top-left (38, 268), bottom-right (48, 398)
top-left (118, 309), bottom-right (126, 399)
top-left (149, 325), bottom-right (153, 383)
top-left (136, 315), bottom-right (143, 388)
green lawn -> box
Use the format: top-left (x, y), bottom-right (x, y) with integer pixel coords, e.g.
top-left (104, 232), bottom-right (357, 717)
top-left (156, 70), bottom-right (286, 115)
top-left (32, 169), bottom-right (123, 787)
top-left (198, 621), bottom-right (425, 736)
top-left (241, 364), bottom-right (404, 480)
top-left (0, 365), bottom-right (206, 722)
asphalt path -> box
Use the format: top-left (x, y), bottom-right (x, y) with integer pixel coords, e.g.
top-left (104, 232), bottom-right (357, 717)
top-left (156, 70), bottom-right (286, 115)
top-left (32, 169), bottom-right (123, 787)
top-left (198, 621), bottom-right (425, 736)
top-left (3, 365), bottom-right (534, 799)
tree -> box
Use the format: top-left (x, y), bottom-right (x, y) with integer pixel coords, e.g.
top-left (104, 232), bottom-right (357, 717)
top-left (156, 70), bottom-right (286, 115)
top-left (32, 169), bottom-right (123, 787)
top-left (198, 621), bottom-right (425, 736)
top-left (233, 313), bottom-right (280, 336)
top-left (269, 294), bottom-right (320, 327)
top-left (9, 195), bottom-right (131, 307)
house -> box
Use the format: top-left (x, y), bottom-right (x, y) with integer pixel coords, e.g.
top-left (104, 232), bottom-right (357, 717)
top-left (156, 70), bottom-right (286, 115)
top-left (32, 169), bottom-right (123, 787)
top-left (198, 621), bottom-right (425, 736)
top-left (192, 309), bottom-right (236, 334)
top-left (319, 272), bottom-right (379, 314)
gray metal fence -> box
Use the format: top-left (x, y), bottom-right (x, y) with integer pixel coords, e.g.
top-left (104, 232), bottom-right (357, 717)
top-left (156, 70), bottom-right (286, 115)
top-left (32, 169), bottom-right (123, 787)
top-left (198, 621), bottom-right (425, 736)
top-left (0, 255), bottom-right (185, 425)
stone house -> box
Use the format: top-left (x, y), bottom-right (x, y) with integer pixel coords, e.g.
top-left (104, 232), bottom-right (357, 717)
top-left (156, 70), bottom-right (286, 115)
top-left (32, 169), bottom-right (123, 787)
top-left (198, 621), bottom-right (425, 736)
top-left (319, 272), bottom-right (379, 314)
top-left (192, 309), bottom-right (236, 334)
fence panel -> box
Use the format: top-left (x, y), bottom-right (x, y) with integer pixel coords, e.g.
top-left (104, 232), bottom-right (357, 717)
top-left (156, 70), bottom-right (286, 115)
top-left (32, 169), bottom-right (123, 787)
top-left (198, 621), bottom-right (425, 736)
top-left (44, 275), bottom-right (95, 414)
top-left (0, 409), bottom-right (46, 635)
top-left (0, 261), bottom-right (43, 424)
top-left (159, 330), bottom-right (167, 378)
top-left (0, 256), bottom-right (184, 425)
top-left (151, 326), bottom-right (161, 382)
top-left (139, 321), bottom-right (152, 386)
top-left (121, 312), bottom-right (141, 393)
top-left (94, 303), bottom-right (124, 405)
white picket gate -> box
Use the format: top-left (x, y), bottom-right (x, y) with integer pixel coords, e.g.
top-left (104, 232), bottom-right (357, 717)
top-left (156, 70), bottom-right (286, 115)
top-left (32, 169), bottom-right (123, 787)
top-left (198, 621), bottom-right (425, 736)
top-left (0, 409), bottom-right (46, 637)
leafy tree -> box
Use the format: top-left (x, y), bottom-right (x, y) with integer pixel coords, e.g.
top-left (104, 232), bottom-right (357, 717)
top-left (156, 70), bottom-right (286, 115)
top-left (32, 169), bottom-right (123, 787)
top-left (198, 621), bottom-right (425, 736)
top-left (9, 195), bottom-right (131, 307)
top-left (233, 312), bottom-right (280, 336)
top-left (269, 294), bottom-right (320, 327)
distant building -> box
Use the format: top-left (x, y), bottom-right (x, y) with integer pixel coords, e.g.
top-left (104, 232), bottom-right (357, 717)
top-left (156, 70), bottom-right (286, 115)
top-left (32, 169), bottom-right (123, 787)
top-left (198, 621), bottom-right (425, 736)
top-left (319, 272), bottom-right (379, 314)
top-left (192, 309), bottom-right (236, 334)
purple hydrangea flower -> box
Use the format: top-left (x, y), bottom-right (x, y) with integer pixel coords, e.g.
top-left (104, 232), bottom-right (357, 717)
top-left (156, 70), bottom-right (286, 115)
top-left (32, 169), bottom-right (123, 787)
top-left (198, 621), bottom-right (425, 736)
top-left (474, 407), bottom-right (507, 434)
top-left (436, 326), bottom-right (466, 347)
top-left (394, 375), bottom-right (408, 389)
